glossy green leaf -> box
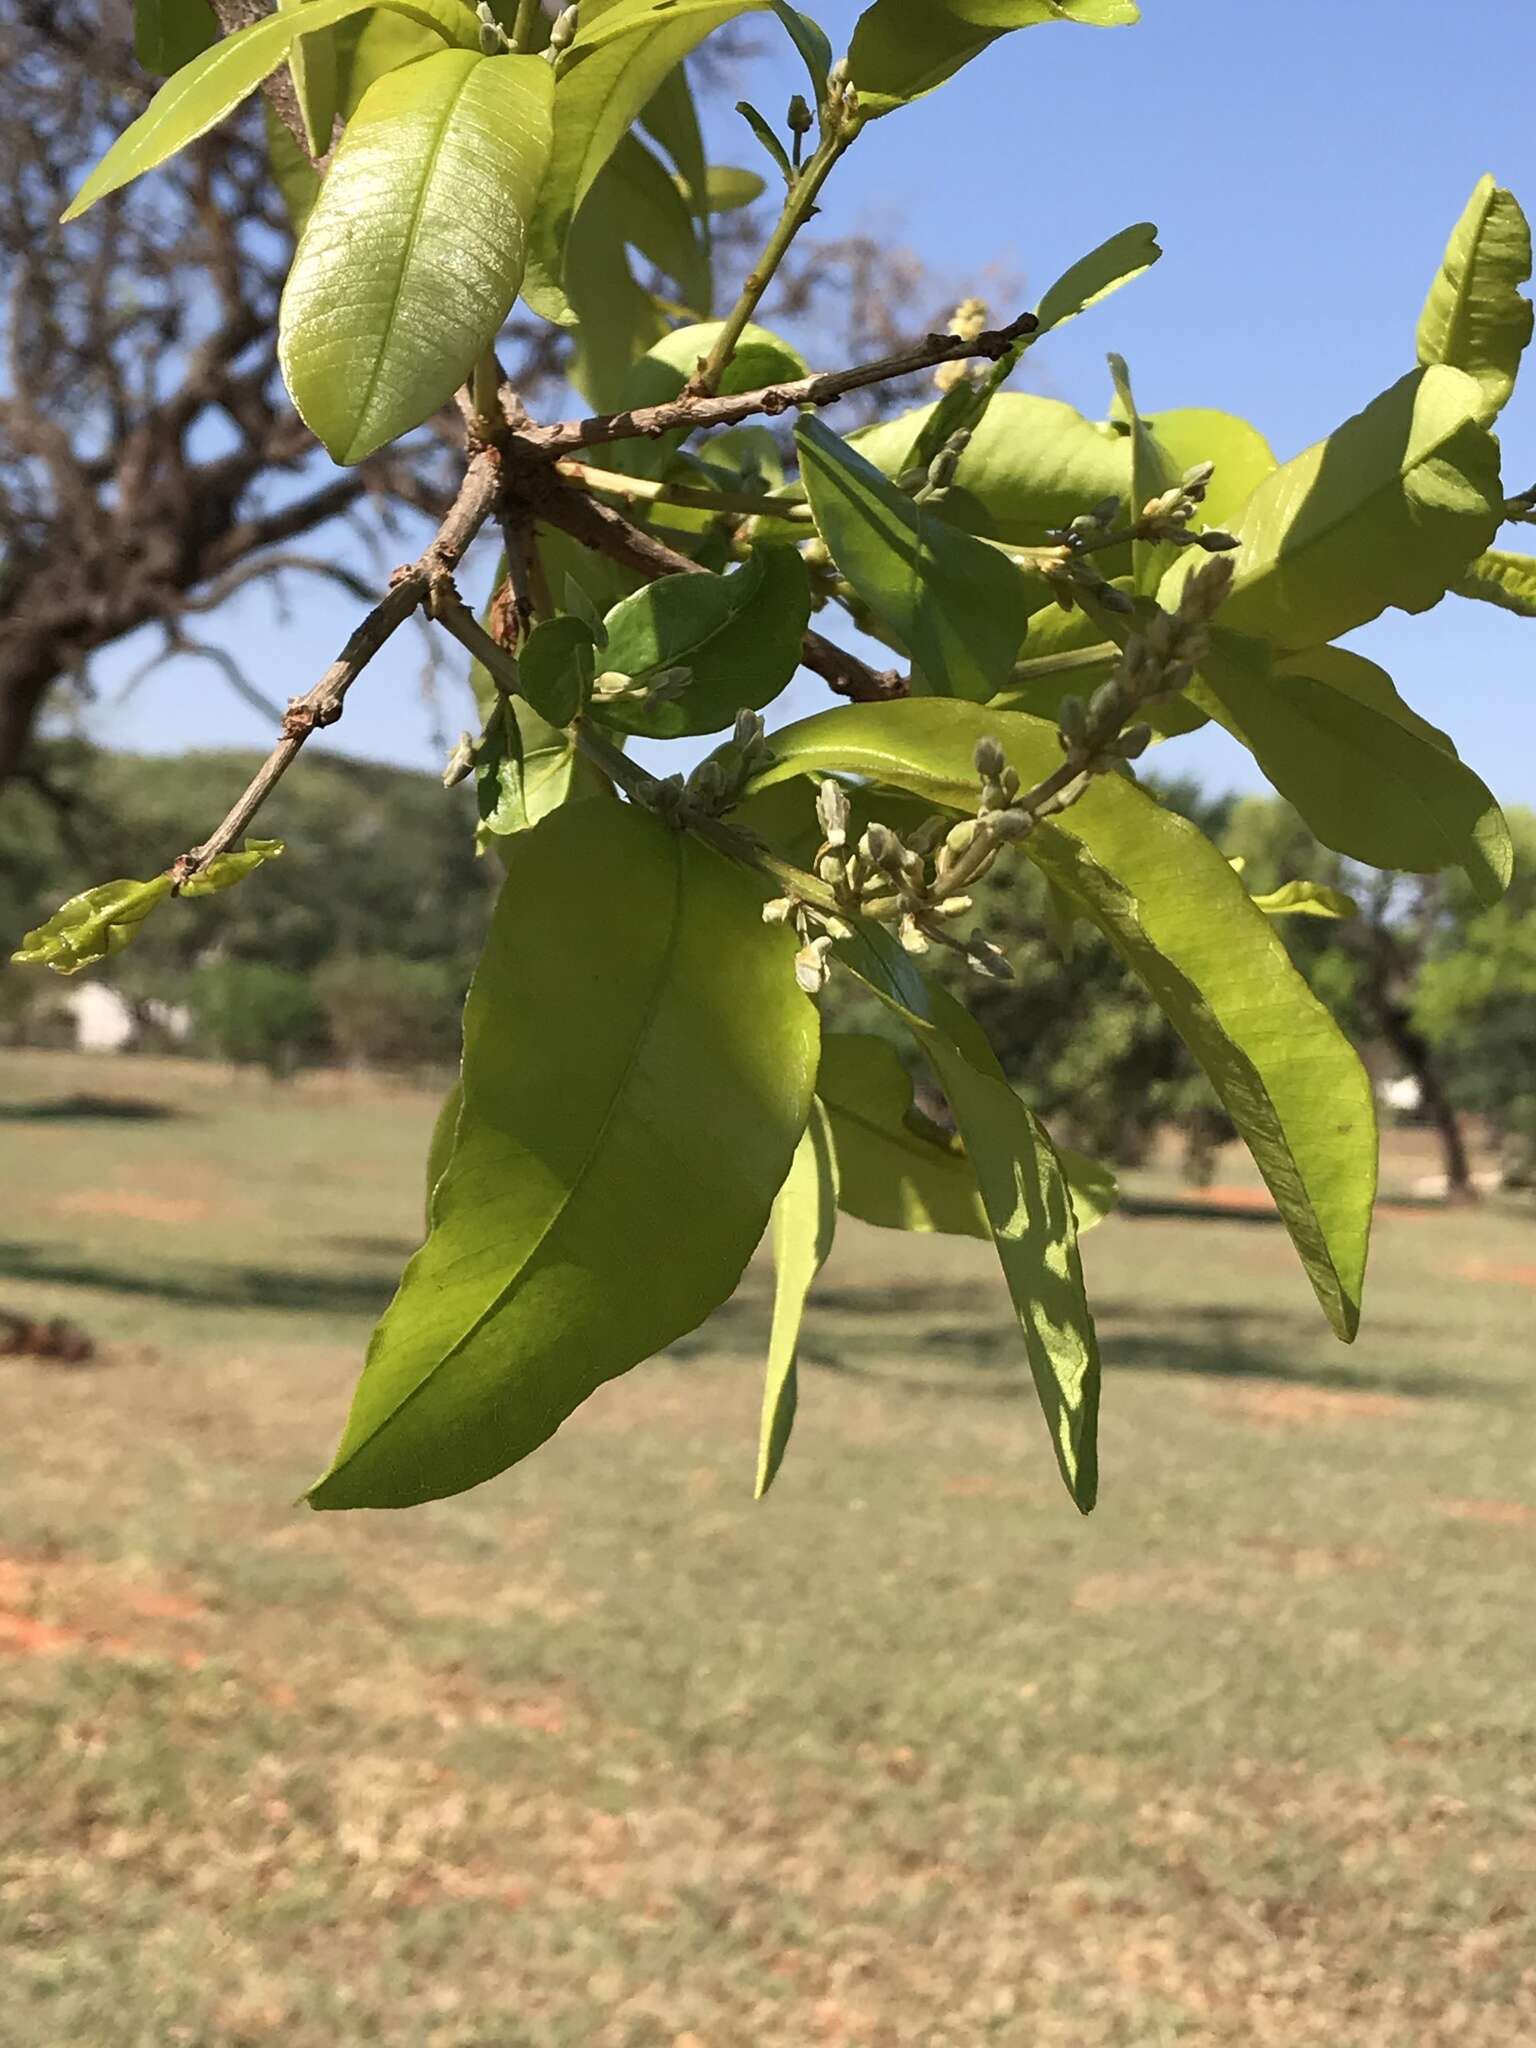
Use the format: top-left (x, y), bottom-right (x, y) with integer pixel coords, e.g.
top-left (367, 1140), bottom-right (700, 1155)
top-left (607, 133), bottom-right (711, 312)
top-left (797, 416), bottom-right (1035, 698)
top-left (605, 319), bottom-right (807, 477)
top-left (838, 927), bottom-right (1101, 1511)
top-left (1416, 175), bottom-right (1533, 424)
top-left (134, 0), bottom-right (217, 76)
top-left (819, 1032), bottom-right (1115, 1238)
top-left (639, 58), bottom-right (708, 209)
top-left (336, 5), bottom-right (445, 118)
top-left (1139, 407), bottom-right (1277, 530)
top-left (748, 698), bottom-right (1377, 1338)
top-left (1191, 366), bottom-right (1502, 653)
top-left (854, 394), bottom-right (1132, 552)
top-left (1250, 880), bottom-right (1358, 921)
top-left (755, 1099), bottom-right (838, 1497)
top-left (1108, 352), bottom-right (1179, 594)
top-left (847, 0), bottom-right (1136, 115)
top-left (1454, 548), bottom-right (1536, 618)
top-left (11, 841), bottom-right (281, 976)
top-left (265, 101), bottom-right (322, 237)
top-left (596, 548), bottom-right (811, 737)
top-left (772, 2), bottom-right (832, 98)
top-left (735, 98), bottom-right (797, 188)
top-left (425, 1081), bottom-right (463, 1221)
top-left (64, 0), bottom-right (478, 219)
top-left (279, 50), bottom-right (554, 464)
top-left (1035, 222), bottom-right (1160, 336)
top-left (1201, 640), bottom-right (1512, 905)
top-left (518, 616), bottom-right (597, 727)
top-left (560, 173), bottom-right (671, 406)
top-left (310, 799), bottom-right (818, 1510)
top-left (281, 0), bottom-right (342, 157)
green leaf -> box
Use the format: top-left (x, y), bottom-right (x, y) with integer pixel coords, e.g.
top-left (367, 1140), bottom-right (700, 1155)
top-left (281, 0), bottom-right (342, 157)
top-left (1416, 175), bottom-right (1533, 424)
top-left (819, 1031), bottom-right (1115, 1238)
top-left (748, 698), bottom-right (1378, 1338)
top-left (755, 1098), bottom-right (838, 1497)
top-left (1454, 548), bottom-right (1536, 618)
top-left (596, 547), bottom-right (811, 737)
top-left (517, 616), bottom-right (597, 727)
top-left (1138, 407), bottom-right (1277, 530)
top-left (310, 799), bottom-right (818, 1510)
top-left (1190, 366), bottom-right (1502, 653)
top-left (703, 165), bottom-right (768, 212)
top-left (735, 98), bottom-right (797, 188)
top-left (606, 133), bottom-right (711, 312)
top-left (64, 0), bottom-right (479, 219)
top-left (135, 0), bottom-right (217, 76)
top-left (425, 1081), bottom-right (463, 1221)
top-left (265, 101), bottom-right (322, 237)
top-left (771, 2), bottom-right (832, 99)
top-left (605, 319), bottom-right (807, 477)
top-left (279, 50), bottom-right (554, 464)
top-left (1107, 352), bottom-right (1179, 594)
top-left (10, 841), bottom-right (281, 976)
top-left (1200, 640), bottom-right (1512, 905)
top-left (838, 929), bottom-right (1102, 1512)
top-left (533, 0), bottom-right (767, 294)
top-left (1034, 221), bottom-right (1160, 337)
top-left (853, 394), bottom-right (1132, 552)
top-left (796, 416), bottom-right (1035, 698)
top-left (639, 58), bottom-right (708, 210)
top-left (847, 0), bottom-right (1137, 115)
top-left (1250, 880), bottom-right (1358, 921)
top-left (559, 173), bottom-right (671, 406)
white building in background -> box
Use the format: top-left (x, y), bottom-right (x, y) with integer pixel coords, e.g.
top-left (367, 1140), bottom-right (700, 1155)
top-left (56, 984), bottom-right (190, 1052)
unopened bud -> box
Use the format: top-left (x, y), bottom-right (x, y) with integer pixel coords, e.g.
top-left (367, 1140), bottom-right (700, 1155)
top-left (898, 915), bottom-right (930, 955)
top-left (973, 735), bottom-right (1007, 781)
top-left (1057, 695), bottom-right (1088, 745)
top-left (1196, 529), bottom-right (1239, 552)
top-left (442, 732), bottom-right (476, 787)
top-left (816, 777), bottom-right (850, 848)
top-left (787, 92), bottom-right (813, 134)
top-left (762, 897), bottom-right (796, 925)
top-left (548, 3), bottom-right (578, 52)
top-left (1116, 723), bottom-right (1153, 760)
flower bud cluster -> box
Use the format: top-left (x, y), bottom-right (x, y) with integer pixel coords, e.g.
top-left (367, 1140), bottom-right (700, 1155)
top-left (1136, 462), bottom-right (1238, 552)
top-left (591, 664), bottom-right (693, 711)
top-left (634, 710), bottom-right (775, 826)
top-left (1040, 455), bottom-right (1237, 615)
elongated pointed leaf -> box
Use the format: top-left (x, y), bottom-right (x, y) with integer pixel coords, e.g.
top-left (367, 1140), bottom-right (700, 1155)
top-left (756, 1099), bottom-right (838, 1497)
top-left (819, 1031), bottom-right (1115, 1238)
top-left (847, 0), bottom-right (1137, 115)
top-left (1416, 175), bottom-right (1533, 424)
top-left (639, 59), bottom-right (708, 209)
top-left (1035, 222), bottom-right (1160, 336)
top-left (65, 0), bottom-right (478, 219)
top-left (1454, 548), bottom-right (1536, 618)
top-left (135, 0), bottom-right (217, 76)
top-left (749, 698), bottom-right (1377, 1337)
top-left (310, 800), bottom-right (817, 1509)
top-left (1201, 641), bottom-right (1512, 905)
top-left (1191, 366), bottom-right (1502, 653)
top-left (606, 133), bottom-right (711, 313)
top-left (838, 928), bottom-right (1101, 1511)
top-left (11, 840), bottom-right (282, 975)
top-left (797, 417), bottom-right (1034, 698)
top-left (597, 548), bottom-right (811, 736)
top-left (280, 50), bottom-right (554, 464)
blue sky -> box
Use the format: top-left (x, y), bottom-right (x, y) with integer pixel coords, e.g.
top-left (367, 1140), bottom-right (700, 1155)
top-left (91, 0), bottom-right (1536, 805)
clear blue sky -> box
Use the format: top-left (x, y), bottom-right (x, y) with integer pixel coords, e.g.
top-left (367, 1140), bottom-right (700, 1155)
top-left (93, 0), bottom-right (1536, 806)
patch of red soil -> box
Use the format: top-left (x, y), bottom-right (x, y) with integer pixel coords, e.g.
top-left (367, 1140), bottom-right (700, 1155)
top-left (1437, 1498), bottom-right (1536, 1527)
top-left (0, 1551), bottom-right (207, 1666)
top-left (1213, 1382), bottom-right (1418, 1428)
top-left (1195, 1186), bottom-right (1278, 1213)
top-left (56, 1188), bottom-right (212, 1225)
top-left (1454, 1257), bottom-right (1536, 1289)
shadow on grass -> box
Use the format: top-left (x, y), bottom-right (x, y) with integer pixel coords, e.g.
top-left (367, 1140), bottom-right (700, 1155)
top-left (0, 1093), bottom-right (183, 1123)
top-left (692, 1281), bottom-right (1501, 1406)
top-left (0, 1239), bottom-right (396, 1317)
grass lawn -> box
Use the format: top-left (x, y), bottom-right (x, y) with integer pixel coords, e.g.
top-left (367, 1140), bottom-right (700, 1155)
top-left (1, 1047), bottom-right (1533, 2047)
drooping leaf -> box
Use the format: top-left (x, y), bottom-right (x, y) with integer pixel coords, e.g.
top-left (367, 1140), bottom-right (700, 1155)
top-left (1250, 880), bottom-right (1358, 920)
top-left (1454, 548), bottom-right (1536, 617)
top-left (772, 1), bottom-right (832, 95)
top-left (1185, 366), bottom-right (1502, 653)
top-left (755, 1099), bottom-right (838, 1497)
top-left (819, 1032), bottom-right (1116, 1238)
top-left (797, 416), bottom-right (1035, 698)
top-left (1200, 640), bottom-right (1512, 905)
top-left (1034, 221), bottom-right (1161, 336)
top-left (853, 393), bottom-right (1132, 553)
top-left (847, 0), bottom-right (1137, 115)
top-left (1416, 175), bottom-right (1533, 424)
top-left (11, 841), bottom-right (282, 976)
top-left (837, 929), bottom-right (1102, 1512)
top-left (309, 799), bottom-right (818, 1510)
top-left (748, 698), bottom-right (1377, 1338)
top-left (1139, 407), bottom-right (1277, 530)
top-left (134, 0), bottom-right (217, 77)
top-left (279, 50), bottom-right (554, 464)
top-left (64, 0), bottom-right (479, 219)
top-left (595, 548), bottom-right (811, 736)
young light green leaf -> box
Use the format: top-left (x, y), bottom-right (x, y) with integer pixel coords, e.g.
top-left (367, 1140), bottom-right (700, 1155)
top-left (703, 165), bottom-right (769, 213)
top-left (1453, 548), bottom-right (1536, 618)
top-left (1138, 407), bottom-right (1277, 530)
top-left (265, 100), bottom-right (322, 237)
top-left (135, 0), bottom-right (217, 76)
top-left (279, 50), bottom-right (554, 464)
top-left (1187, 366), bottom-right (1502, 653)
top-left (847, 0), bottom-right (1137, 116)
top-left (837, 929), bottom-right (1102, 1512)
top-left (1201, 639), bottom-right (1512, 905)
top-left (748, 698), bottom-right (1377, 1338)
top-left (604, 319), bottom-right (807, 477)
top-left (425, 1080), bottom-right (463, 1222)
top-left (770, 1), bottom-right (832, 100)
top-left (10, 840), bottom-right (281, 976)
top-left (179, 838), bottom-right (287, 896)
top-left (797, 416), bottom-right (1035, 698)
top-left (605, 133), bottom-right (712, 312)
top-left (65, 0), bottom-right (479, 219)
top-left (1250, 880), bottom-right (1358, 920)
top-left (735, 98), bottom-right (797, 188)
top-left (755, 1098), bottom-right (838, 1497)
top-left (1107, 351), bottom-right (1179, 595)
top-left (309, 799), bottom-right (818, 1510)
top-left (281, 0), bottom-right (342, 157)
top-left (853, 393), bottom-right (1132, 552)
top-left (1034, 222), bottom-right (1160, 337)
top-left (1416, 175), bottom-right (1533, 424)
top-left (596, 547), bottom-right (811, 737)
top-left (819, 1031), bottom-right (1116, 1239)
top-left (639, 57), bottom-right (708, 210)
